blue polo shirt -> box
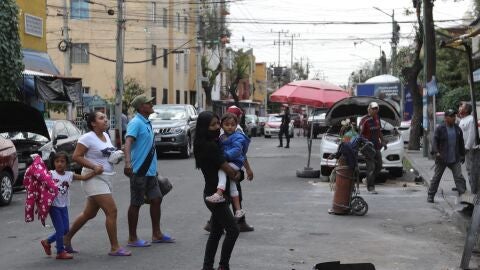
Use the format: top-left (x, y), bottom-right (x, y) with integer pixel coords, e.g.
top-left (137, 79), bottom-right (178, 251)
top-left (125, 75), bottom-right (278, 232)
top-left (126, 113), bottom-right (157, 176)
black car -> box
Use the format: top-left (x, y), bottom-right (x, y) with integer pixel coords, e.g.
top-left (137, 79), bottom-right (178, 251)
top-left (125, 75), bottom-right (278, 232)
top-left (150, 104), bottom-right (197, 158)
top-left (0, 102), bottom-right (82, 189)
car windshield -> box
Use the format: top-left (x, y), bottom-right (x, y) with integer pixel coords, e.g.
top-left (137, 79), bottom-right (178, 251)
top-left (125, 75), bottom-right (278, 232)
top-left (151, 106), bottom-right (187, 120)
top-left (0, 131), bottom-right (49, 143)
top-left (268, 115), bottom-right (282, 122)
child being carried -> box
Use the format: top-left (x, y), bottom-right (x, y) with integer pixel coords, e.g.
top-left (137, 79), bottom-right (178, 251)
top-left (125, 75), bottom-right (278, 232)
top-left (205, 112), bottom-right (250, 219)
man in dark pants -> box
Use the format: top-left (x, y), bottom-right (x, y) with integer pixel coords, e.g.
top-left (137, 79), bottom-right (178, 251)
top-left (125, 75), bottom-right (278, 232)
top-left (427, 109), bottom-right (467, 203)
top-left (204, 105), bottom-right (254, 232)
top-left (359, 102), bottom-right (386, 194)
top-left (278, 105), bottom-right (291, 148)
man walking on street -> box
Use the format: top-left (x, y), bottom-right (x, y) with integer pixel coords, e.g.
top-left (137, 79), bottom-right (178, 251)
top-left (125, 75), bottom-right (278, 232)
top-left (360, 101), bottom-right (386, 194)
top-left (124, 95), bottom-right (175, 247)
top-left (458, 102), bottom-right (477, 193)
top-left (427, 109), bottom-right (467, 203)
top-left (278, 105), bottom-right (291, 148)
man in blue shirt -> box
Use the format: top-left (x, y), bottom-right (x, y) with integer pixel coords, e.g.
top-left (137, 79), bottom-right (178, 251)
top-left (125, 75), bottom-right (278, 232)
top-left (428, 109), bottom-right (467, 203)
top-left (124, 95), bottom-right (175, 247)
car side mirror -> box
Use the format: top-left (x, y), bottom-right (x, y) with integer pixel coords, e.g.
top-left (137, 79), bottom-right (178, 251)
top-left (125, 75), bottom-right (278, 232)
top-left (53, 134), bottom-right (68, 145)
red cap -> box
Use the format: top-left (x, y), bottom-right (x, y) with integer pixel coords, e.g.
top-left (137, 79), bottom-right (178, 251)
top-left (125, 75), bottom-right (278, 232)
top-left (226, 105), bottom-right (243, 118)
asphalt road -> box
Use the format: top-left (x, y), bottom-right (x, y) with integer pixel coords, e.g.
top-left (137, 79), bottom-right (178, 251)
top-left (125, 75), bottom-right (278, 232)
top-left (0, 135), bottom-right (475, 270)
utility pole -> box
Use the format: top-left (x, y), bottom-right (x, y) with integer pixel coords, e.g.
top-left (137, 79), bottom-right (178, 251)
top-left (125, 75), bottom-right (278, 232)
top-left (272, 29), bottom-right (288, 90)
top-left (391, 9), bottom-right (400, 76)
top-left (286, 33), bottom-right (298, 82)
top-left (195, 2), bottom-right (203, 112)
top-left (114, 0), bottom-right (125, 146)
top-left (63, 0), bottom-right (72, 120)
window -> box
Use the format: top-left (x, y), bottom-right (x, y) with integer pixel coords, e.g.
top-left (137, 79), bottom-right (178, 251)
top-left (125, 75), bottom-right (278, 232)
top-left (65, 121), bottom-right (80, 136)
top-left (189, 91), bottom-right (196, 106)
top-left (184, 53), bottom-right (188, 73)
top-left (175, 54), bottom-right (179, 70)
top-left (163, 49), bottom-right (168, 68)
top-left (162, 8), bottom-right (167, 27)
top-left (71, 43), bottom-right (89, 64)
top-left (162, 88), bottom-right (168, 104)
top-left (151, 45), bottom-right (157, 65)
top-left (151, 87), bottom-right (157, 102)
top-left (71, 0), bottom-right (89, 19)
top-left (184, 91), bottom-right (188, 104)
top-left (176, 90), bottom-right (180, 104)
top-left (151, 2), bottom-right (156, 22)
top-left (82, 86), bottom-right (90, 94)
top-left (54, 122), bottom-right (68, 137)
top-left (176, 13), bottom-right (180, 31)
top-left (184, 17), bottom-right (188, 34)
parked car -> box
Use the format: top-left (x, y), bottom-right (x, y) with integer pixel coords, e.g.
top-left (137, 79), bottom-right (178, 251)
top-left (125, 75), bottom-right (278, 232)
top-left (319, 97), bottom-right (404, 178)
top-left (264, 114), bottom-right (294, 138)
top-left (245, 114), bottom-right (261, 137)
top-left (258, 116), bottom-right (268, 135)
top-left (399, 120), bottom-right (411, 144)
top-left (306, 108), bottom-right (329, 138)
top-left (150, 104), bottom-right (197, 158)
top-left (0, 135), bottom-right (18, 206)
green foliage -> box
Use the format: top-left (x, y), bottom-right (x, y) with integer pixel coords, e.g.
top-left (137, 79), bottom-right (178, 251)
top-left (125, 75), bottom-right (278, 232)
top-left (0, 0), bottom-right (24, 101)
top-left (122, 77), bottom-right (146, 113)
top-left (48, 103), bottom-right (68, 113)
top-left (438, 85), bottom-right (470, 111)
top-left (201, 2), bottom-right (231, 50)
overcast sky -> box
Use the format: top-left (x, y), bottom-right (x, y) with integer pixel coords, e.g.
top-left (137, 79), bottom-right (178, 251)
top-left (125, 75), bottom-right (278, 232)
top-left (227, 0), bottom-right (474, 86)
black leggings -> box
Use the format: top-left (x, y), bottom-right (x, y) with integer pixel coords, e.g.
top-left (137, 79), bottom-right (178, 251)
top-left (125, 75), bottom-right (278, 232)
top-left (278, 126), bottom-right (290, 146)
top-left (203, 200), bottom-right (240, 269)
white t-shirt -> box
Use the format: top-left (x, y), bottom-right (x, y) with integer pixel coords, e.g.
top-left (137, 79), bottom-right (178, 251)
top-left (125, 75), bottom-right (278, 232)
top-left (78, 131), bottom-right (116, 173)
top-left (50, 170), bottom-right (74, 207)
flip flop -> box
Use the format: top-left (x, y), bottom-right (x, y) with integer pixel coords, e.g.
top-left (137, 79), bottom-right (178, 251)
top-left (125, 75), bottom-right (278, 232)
top-left (108, 247), bottom-right (132, 256)
top-left (127, 239), bottom-right (151, 247)
top-left (152, 234), bottom-right (175, 243)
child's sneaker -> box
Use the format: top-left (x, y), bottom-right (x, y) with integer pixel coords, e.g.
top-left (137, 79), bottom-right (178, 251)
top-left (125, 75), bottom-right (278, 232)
top-left (40, 240), bottom-right (51, 256)
top-left (235, 209), bottom-right (246, 219)
top-left (205, 193), bottom-right (225, 203)
top-left (56, 251), bottom-right (73, 259)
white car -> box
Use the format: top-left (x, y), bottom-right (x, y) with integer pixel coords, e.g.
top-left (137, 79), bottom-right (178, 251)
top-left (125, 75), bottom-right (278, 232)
top-left (399, 120), bottom-right (411, 144)
top-left (264, 114), bottom-right (294, 138)
top-left (319, 97), bottom-right (404, 178)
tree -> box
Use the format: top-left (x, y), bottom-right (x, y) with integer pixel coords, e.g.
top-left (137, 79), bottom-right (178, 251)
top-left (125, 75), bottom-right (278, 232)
top-left (0, 0), bottom-right (23, 101)
top-left (226, 49), bottom-right (251, 107)
top-left (122, 77), bottom-right (146, 114)
top-left (201, 56), bottom-right (221, 108)
top-left (400, 0), bottom-right (424, 150)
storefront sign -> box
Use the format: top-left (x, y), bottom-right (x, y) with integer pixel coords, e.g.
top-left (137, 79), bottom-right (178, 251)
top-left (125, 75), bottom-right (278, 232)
top-left (25, 14), bottom-right (43, 38)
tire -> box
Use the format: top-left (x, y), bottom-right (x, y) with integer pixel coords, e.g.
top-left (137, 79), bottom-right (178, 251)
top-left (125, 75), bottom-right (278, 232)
top-left (321, 165), bottom-right (333, 176)
top-left (264, 135), bottom-right (271, 138)
top-left (0, 171), bottom-right (14, 206)
top-left (388, 167), bottom-right (404, 178)
top-left (296, 168), bottom-right (320, 178)
top-left (180, 136), bottom-right (191, 159)
top-left (350, 196), bottom-right (368, 216)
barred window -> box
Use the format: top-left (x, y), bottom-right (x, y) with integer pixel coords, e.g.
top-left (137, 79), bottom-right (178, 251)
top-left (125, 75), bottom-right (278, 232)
top-left (71, 43), bottom-right (89, 64)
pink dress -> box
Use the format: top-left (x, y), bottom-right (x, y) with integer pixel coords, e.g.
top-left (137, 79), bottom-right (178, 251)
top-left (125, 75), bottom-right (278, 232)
top-left (23, 156), bottom-right (58, 226)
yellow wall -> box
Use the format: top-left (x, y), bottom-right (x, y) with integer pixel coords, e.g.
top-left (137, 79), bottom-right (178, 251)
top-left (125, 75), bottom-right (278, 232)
top-left (253, 62), bottom-right (267, 104)
top-left (17, 0), bottom-right (47, 52)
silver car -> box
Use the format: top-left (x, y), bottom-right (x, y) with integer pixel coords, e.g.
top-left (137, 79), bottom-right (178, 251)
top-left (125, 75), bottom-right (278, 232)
top-left (150, 104), bottom-right (197, 158)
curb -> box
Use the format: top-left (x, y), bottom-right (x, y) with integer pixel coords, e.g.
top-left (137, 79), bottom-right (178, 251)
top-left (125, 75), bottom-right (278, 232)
top-left (404, 150), bottom-right (472, 234)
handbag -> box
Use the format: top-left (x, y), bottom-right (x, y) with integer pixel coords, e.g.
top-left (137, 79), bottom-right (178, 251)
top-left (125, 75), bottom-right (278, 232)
top-left (157, 174), bottom-right (172, 196)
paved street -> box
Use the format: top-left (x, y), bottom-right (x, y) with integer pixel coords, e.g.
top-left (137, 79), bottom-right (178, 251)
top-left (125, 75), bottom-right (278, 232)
top-left (0, 135), bottom-right (475, 270)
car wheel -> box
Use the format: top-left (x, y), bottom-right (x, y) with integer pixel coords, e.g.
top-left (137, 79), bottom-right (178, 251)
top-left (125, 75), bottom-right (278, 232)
top-left (0, 171), bottom-right (14, 206)
top-left (180, 136), bottom-right (191, 159)
top-left (264, 135), bottom-right (271, 138)
top-left (321, 166), bottom-right (333, 177)
top-left (388, 167), bottom-right (404, 178)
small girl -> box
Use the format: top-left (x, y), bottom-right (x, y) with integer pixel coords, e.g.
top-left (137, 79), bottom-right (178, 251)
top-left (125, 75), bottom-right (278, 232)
top-left (206, 113), bottom-right (250, 218)
top-left (40, 152), bottom-right (96, 259)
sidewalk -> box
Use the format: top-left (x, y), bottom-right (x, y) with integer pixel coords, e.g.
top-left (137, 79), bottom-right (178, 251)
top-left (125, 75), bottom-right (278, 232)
top-left (404, 149), bottom-right (472, 233)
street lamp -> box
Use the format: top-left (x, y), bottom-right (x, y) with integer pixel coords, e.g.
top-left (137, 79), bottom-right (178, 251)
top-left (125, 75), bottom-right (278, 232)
top-left (84, 0), bottom-right (115, 15)
top-left (352, 37), bottom-right (382, 58)
top-left (372, 6), bottom-right (398, 75)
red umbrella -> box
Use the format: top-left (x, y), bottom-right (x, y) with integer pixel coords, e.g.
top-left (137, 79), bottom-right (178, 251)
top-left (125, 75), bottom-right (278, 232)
top-left (270, 80), bottom-right (349, 108)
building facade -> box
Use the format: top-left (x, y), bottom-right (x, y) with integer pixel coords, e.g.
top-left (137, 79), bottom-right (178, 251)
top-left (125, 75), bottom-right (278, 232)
top-left (46, 0), bottom-right (198, 109)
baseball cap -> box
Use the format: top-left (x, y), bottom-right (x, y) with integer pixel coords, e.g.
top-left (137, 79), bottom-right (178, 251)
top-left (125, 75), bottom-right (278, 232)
top-left (445, 109), bottom-right (457, 117)
top-left (226, 105), bottom-right (243, 118)
top-left (131, 95), bottom-right (155, 110)
top-left (369, 102), bottom-right (379, 109)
